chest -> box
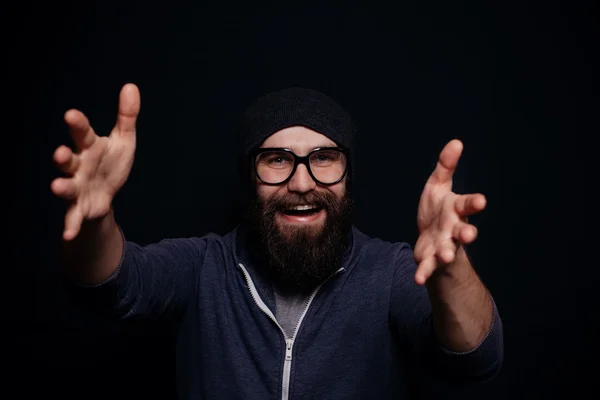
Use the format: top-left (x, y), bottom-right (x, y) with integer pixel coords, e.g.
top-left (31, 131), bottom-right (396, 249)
top-left (176, 264), bottom-right (399, 399)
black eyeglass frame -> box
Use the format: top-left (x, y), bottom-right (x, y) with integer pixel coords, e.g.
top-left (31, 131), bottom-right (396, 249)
top-left (251, 147), bottom-right (349, 186)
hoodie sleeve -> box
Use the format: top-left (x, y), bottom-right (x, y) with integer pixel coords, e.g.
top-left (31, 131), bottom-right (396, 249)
top-left (389, 243), bottom-right (504, 384)
top-left (66, 228), bottom-right (214, 322)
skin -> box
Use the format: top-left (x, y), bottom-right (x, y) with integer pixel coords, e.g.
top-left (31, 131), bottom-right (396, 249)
top-left (414, 139), bottom-right (494, 351)
top-left (50, 84), bottom-right (139, 284)
top-left (51, 83), bottom-right (493, 352)
top-left (256, 127), bottom-right (346, 229)
top-left (259, 130), bottom-right (493, 351)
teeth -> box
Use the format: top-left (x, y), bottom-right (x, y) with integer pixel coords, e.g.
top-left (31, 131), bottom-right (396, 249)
top-left (290, 205), bottom-right (317, 211)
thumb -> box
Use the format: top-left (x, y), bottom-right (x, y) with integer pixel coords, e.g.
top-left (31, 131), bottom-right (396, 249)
top-left (114, 83), bottom-right (141, 137)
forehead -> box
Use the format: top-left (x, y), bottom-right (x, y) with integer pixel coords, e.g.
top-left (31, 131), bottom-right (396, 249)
top-left (260, 126), bottom-right (336, 153)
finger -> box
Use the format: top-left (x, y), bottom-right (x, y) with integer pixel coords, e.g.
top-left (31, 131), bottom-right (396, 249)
top-left (64, 109), bottom-right (97, 150)
top-left (429, 139), bottom-right (463, 184)
top-left (114, 83), bottom-right (140, 137)
top-left (53, 145), bottom-right (80, 174)
top-left (454, 193), bottom-right (486, 217)
top-left (415, 256), bottom-right (437, 285)
top-left (452, 221), bottom-right (478, 244)
top-left (50, 177), bottom-right (79, 200)
top-left (63, 204), bottom-right (83, 241)
top-left (436, 239), bottom-right (457, 265)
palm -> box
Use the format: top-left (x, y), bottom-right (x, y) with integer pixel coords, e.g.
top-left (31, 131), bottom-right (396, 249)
top-left (75, 135), bottom-right (134, 217)
top-left (51, 84), bottom-right (140, 240)
top-left (417, 176), bottom-right (452, 234)
top-left (413, 140), bottom-right (487, 285)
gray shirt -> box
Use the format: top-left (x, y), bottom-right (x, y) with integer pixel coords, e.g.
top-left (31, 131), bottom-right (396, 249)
top-left (273, 287), bottom-right (311, 338)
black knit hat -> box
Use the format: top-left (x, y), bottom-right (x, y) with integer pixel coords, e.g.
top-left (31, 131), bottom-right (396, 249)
top-left (238, 87), bottom-right (356, 185)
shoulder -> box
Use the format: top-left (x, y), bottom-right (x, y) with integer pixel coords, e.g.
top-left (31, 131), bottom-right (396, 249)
top-left (125, 230), bottom-right (230, 260)
top-left (351, 226), bottom-right (414, 259)
top-left (349, 226), bottom-right (417, 273)
top-left (143, 232), bottom-right (225, 248)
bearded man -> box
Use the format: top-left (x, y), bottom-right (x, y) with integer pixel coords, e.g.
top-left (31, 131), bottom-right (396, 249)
top-left (51, 84), bottom-right (503, 399)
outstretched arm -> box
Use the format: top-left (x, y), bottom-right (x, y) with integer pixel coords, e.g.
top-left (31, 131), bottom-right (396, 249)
top-left (413, 139), bottom-right (497, 352)
top-left (390, 246), bottom-right (502, 383)
top-left (52, 84), bottom-right (203, 321)
top-left (52, 84), bottom-right (139, 284)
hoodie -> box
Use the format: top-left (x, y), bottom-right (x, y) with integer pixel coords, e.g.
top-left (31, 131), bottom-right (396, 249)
top-left (72, 225), bottom-right (503, 399)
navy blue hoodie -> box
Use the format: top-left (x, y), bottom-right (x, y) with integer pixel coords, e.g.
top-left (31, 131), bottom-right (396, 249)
top-left (75, 225), bottom-right (503, 399)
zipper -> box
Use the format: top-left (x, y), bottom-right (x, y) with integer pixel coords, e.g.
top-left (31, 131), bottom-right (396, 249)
top-left (238, 263), bottom-right (284, 333)
top-left (282, 338), bottom-right (294, 400)
top-left (238, 263), bottom-right (343, 400)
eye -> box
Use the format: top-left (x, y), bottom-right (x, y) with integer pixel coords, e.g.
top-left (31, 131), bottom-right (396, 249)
top-left (313, 154), bottom-right (334, 162)
top-left (267, 155), bottom-right (291, 165)
top-left (310, 150), bottom-right (342, 165)
top-left (257, 151), bottom-right (294, 168)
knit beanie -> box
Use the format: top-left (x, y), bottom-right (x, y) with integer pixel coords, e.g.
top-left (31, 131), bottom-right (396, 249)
top-left (238, 87), bottom-right (356, 188)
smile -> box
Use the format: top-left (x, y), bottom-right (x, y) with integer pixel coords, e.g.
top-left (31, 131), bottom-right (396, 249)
top-left (279, 206), bottom-right (325, 223)
top-left (283, 204), bottom-right (322, 215)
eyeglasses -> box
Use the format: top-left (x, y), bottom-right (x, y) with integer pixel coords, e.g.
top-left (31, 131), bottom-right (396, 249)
top-left (253, 147), bottom-right (348, 186)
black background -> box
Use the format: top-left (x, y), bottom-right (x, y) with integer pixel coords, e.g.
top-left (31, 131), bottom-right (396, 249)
top-left (7, 1), bottom-right (593, 399)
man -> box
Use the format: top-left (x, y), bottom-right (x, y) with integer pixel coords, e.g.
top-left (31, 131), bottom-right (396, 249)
top-left (51, 83), bottom-right (503, 399)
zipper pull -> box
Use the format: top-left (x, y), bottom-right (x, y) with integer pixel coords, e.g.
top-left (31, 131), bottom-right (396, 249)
top-left (285, 339), bottom-right (293, 361)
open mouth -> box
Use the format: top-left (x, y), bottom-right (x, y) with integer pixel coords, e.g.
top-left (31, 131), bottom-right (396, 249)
top-left (281, 204), bottom-right (324, 216)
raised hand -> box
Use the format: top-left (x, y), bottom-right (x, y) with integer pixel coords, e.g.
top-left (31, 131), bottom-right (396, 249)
top-left (413, 139), bottom-right (486, 285)
top-left (50, 83), bottom-right (140, 241)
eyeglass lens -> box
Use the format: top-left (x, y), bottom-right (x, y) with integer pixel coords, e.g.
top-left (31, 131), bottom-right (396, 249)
top-left (255, 149), bottom-right (347, 184)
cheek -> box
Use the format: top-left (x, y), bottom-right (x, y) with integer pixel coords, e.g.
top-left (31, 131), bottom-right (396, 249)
top-left (256, 184), bottom-right (281, 202)
top-left (329, 180), bottom-right (347, 200)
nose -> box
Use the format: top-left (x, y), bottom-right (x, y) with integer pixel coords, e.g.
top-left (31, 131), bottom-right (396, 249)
top-left (287, 164), bottom-right (317, 193)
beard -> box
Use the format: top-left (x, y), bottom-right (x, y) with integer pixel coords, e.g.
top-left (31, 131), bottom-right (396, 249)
top-left (246, 189), bottom-right (353, 294)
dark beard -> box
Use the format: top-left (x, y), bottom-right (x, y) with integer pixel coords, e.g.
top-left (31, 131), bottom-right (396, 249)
top-left (246, 190), bottom-right (353, 294)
